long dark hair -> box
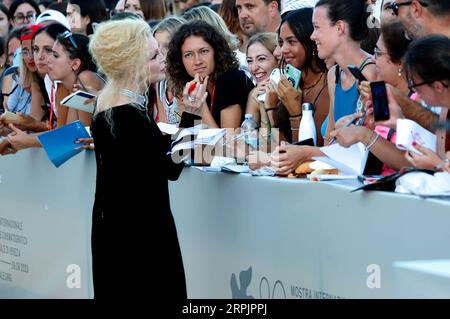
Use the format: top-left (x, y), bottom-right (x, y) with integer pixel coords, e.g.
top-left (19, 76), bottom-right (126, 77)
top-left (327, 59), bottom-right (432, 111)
top-left (56, 32), bottom-right (97, 73)
top-left (404, 35), bottom-right (450, 86)
top-left (315, 0), bottom-right (369, 42)
top-left (166, 20), bottom-right (239, 96)
top-left (279, 8), bottom-right (326, 76)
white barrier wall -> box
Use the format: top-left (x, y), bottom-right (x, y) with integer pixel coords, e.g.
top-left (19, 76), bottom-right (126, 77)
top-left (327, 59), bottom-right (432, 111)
top-left (0, 149), bottom-right (95, 298)
top-left (1, 148), bottom-right (450, 298)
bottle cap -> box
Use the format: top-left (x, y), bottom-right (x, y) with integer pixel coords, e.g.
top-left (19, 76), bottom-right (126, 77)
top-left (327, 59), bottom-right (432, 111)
top-left (245, 113), bottom-right (253, 120)
top-left (302, 103), bottom-right (314, 111)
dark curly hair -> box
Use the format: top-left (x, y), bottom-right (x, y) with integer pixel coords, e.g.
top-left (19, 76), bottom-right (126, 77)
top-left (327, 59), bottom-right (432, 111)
top-left (166, 20), bottom-right (239, 96)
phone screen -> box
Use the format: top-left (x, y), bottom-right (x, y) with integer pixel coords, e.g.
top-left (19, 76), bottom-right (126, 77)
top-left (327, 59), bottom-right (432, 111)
top-left (371, 81), bottom-right (390, 121)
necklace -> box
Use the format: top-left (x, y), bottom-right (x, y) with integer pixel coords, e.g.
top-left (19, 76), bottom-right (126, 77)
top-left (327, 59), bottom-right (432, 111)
top-left (302, 72), bottom-right (325, 91)
top-left (120, 89), bottom-right (147, 108)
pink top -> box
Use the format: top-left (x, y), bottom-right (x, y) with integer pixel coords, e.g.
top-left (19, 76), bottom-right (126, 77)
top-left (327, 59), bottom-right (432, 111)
top-left (375, 125), bottom-right (397, 176)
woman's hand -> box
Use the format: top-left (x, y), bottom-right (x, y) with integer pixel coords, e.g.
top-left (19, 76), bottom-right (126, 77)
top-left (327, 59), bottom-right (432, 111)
top-left (7, 124), bottom-right (40, 150)
top-left (276, 76), bottom-right (302, 116)
top-left (1, 112), bottom-right (40, 132)
top-left (182, 74), bottom-right (208, 117)
top-left (247, 150), bottom-right (271, 170)
top-left (270, 143), bottom-right (313, 176)
top-left (251, 80), bottom-right (268, 102)
top-left (405, 143), bottom-right (445, 170)
top-left (0, 138), bottom-right (17, 156)
top-left (264, 80), bottom-right (279, 109)
top-left (330, 125), bottom-right (373, 148)
top-left (76, 137), bottom-right (95, 150)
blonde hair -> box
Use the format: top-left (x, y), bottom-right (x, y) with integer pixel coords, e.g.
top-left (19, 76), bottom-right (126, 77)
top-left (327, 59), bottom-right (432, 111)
top-left (183, 6), bottom-right (240, 51)
top-left (19, 55), bottom-right (38, 89)
top-left (246, 32), bottom-right (277, 55)
top-left (89, 18), bottom-right (151, 117)
top-left (152, 15), bottom-right (186, 38)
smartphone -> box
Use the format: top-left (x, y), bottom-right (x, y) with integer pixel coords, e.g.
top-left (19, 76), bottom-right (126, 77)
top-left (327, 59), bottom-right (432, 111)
top-left (257, 93), bottom-right (266, 102)
top-left (294, 138), bottom-right (314, 146)
top-left (370, 81), bottom-right (390, 121)
top-left (347, 64), bottom-right (367, 82)
top-left (269, 68), bottom-right (281, 86)
top-left (285, 64), bottom-right (302, 90)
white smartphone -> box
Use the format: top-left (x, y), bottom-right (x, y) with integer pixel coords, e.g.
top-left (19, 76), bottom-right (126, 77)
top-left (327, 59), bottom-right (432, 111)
top-left (269, 68), bottom-right (281, 86)
top-left (257, 93), bottom-right (266, 102)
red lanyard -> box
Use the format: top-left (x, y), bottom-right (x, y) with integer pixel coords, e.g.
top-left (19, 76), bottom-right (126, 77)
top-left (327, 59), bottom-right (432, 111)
top-left (49, 84), bottom-right (54, 130)
top-left (209, 84), bottom-right (215, 113)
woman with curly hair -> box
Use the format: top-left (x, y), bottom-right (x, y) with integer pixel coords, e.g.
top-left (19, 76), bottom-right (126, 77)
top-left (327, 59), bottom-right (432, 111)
top-left (167, 20), bottom-right (254, 128)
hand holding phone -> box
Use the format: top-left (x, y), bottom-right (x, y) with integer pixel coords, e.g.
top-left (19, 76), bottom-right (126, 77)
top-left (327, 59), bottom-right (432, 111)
top-left (370, 81), bottom-right (390, 122)
top-left (285, 64), bottom-right (302, 90)
top-left (269, 68), bottom-right (281, 86)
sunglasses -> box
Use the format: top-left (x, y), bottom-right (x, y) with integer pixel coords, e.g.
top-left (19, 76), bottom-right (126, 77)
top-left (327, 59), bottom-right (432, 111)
top-left (387, 1), bottom-right (429, 16)
top-left (61, 31), bottom-right (78, 49)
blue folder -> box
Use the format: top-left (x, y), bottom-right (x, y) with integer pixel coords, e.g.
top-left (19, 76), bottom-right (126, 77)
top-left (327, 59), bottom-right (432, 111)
top-left (38, 120), bottom-right (90, 168)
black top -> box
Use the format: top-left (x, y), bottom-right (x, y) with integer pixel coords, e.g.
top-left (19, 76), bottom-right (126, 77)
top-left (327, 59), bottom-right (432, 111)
top-left (207, 68), bottom-right (254, 126)
top-left (90, 103), bottom-right (190, 301)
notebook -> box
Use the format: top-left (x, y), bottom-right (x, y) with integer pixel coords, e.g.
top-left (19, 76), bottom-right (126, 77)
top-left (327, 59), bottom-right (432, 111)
top-left (60, 90), bottom-right (96, 114)
top-left (396, 119), bottom-right (436, 155)
top-left (37, 120), bottom-right (90, 168)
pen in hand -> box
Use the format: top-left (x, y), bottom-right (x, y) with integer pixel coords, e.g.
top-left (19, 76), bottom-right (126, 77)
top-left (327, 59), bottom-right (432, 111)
top-left (328, 114), bottom-right (364, 145)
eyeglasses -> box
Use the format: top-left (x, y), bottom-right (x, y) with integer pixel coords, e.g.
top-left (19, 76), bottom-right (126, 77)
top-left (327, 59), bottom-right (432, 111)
top-left (373, 48), bottom-right (389, 59)
top-left (61, 31), bottom-right (78, 49)
top-left (13, 13), bottom-right (35, 24)
top-left (388, 1), bottom-right (429, 16)
top-left (407, 78), bottom-right (449, 92)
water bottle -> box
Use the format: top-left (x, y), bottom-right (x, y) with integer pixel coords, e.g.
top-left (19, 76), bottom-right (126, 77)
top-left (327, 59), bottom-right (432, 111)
top-left (298, 103), bottom-right (317, 146)
top-left (241, 114), bottom-right (259, 149)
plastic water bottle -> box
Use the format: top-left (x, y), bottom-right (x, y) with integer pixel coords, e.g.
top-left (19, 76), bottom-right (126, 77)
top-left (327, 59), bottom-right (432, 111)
top-left (298, 103), bottom-right (317, 146)
top-left (241, 114), bottom-right (259, 149)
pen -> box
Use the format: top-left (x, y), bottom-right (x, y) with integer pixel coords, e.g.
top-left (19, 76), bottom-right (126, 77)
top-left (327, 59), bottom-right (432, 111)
top-left (328, 112), bottom-right (366, 145)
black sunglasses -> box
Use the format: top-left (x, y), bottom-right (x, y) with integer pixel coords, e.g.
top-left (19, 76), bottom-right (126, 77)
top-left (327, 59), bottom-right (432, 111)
top-left (388, 1), bottom-right (429, 16)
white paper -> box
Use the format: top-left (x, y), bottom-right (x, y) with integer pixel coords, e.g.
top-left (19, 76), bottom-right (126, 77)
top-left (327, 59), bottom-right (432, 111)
top-left (315, 142), bottom-right (368, 176)
top-left (396, 119), bottom-right (436, 155)
top-left (60, 90), bottom-right (96, 114)
top-left (195, 128), bottom-right (226, 146)
top-left (157, 122), bottom-right (179, 135)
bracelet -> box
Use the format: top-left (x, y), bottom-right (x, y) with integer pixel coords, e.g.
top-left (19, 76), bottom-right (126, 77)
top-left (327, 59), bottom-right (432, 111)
top-left (365, 132), bottom-right (379, 151)
top-left (290, 127), bottom-right (299, 131)
top-left (265, 107), bottom-right (277, 112)
top-left (289, 113), bottom-right (302, 119)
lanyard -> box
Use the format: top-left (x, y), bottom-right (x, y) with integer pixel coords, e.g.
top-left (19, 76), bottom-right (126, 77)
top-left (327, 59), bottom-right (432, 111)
top-left (209, 83), bottom-right (215, 114)
top-left (49, 84), bottom-right (54, 130)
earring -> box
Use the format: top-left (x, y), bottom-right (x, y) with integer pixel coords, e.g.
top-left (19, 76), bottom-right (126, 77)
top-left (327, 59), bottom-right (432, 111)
top-left (398, 68), bottom-right (402, 77)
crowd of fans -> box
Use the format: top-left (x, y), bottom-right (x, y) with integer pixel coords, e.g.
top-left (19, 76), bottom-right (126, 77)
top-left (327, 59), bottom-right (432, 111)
top-left (0, 0), bottom-right (449, 175)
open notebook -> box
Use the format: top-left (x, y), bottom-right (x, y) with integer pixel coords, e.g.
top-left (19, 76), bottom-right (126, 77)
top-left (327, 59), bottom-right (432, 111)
top-left (60, 90), bottom-right (96, 114)
top-left (312, 142), bottom-right (369, 179)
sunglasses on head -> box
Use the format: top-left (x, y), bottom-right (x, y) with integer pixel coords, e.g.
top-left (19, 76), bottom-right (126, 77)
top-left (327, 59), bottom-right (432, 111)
top-left (61, 31), bottom-right (78, 49)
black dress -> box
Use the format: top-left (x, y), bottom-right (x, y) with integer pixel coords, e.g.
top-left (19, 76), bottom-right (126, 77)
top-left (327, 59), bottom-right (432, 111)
top-left (90, 103), bottom-right (188, 300)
